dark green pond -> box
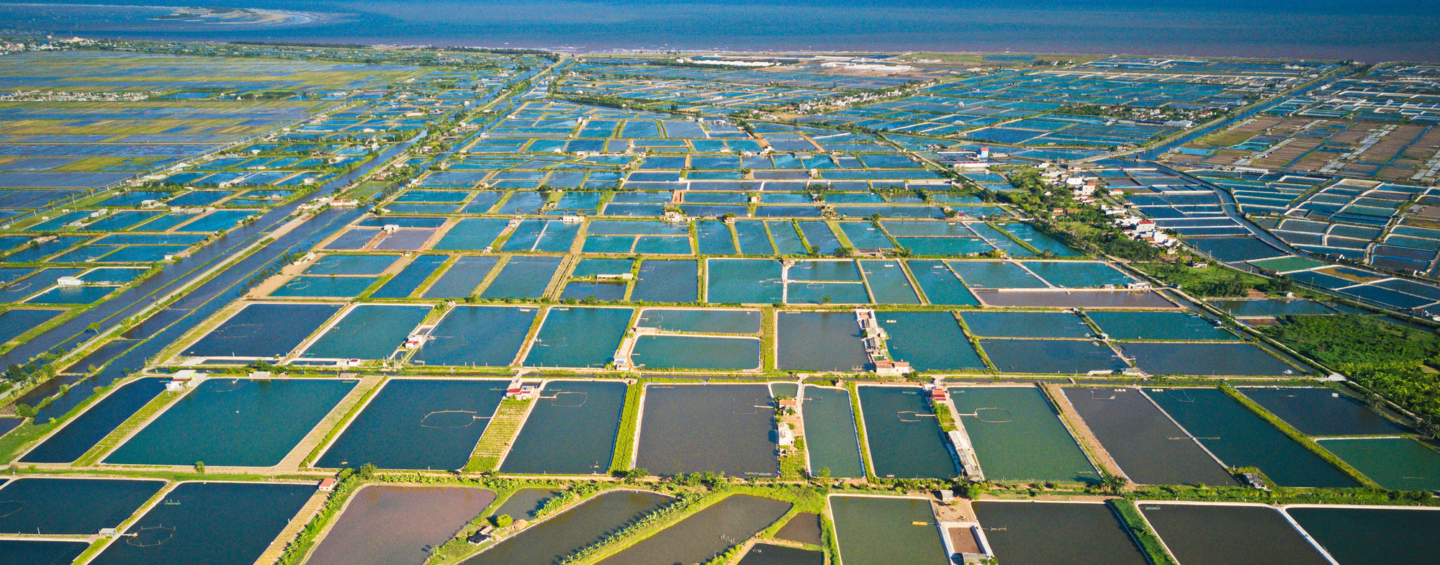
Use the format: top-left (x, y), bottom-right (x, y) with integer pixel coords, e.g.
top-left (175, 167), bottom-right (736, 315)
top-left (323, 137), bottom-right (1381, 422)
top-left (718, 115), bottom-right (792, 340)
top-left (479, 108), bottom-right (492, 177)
top-left (0, 540), bottom-right (88, 565)
top-left (949, 387), bottom-right (1098, 483)
top-left (831, 496), bottom-right (947, 565)
top-left (1062, 387), bottom-right (1238, 486)
top-left (1288, 506), bottom-right (1440, 565)
top-left (973, 501), bottom-right (1149, 565)
top-left (858, 386), bottom-right (956, 479)
top-left (737, 544), bottom-right (824, 565)
top-left (494, 488), bottom-right (562, 521)
top-left (106, 378), bottom-right (356, 467)
top-left (0, 478), bottom-right (164, 535)
top-left (800, 386), bottom-right (865, 479)
top-left (91, 482), bottom-right (315, 565)
top-left (1140, 503), bottom-right (1328, 565)
top-left (636, 384), bottom-right (778, 478)
top-left (1318, 438), bottom-right (1440, 491)
top-left (776, 312), bottom-right (870, 372)
top-left (413, 306), bottom-right (538, 367)
top-left (1147, 388), bottom-right (1359, 488)
top-left (598, 495), bottom-right (792, 565)
top-left (1242, 387), bottom-right (1408, 436)
top-left (462, 490), bottom-right (671, 565)
top-left (879, 311), bottom-right (985, 371)
top-left (318, 379), bottom-right (507, 470)
top-left (502, 381), bottom-right (626, 475)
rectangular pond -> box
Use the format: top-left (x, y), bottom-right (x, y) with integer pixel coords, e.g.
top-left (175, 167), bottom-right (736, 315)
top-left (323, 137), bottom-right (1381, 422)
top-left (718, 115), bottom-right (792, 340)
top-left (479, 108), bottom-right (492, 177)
top-left (0, 478), bottom-right (165, 535)
top-left (480, 256), bottom-right (562, 300)
top-left (960, 311), bottom-right (1092, 339)
top-left (830, 496), bottom-right (948, 565)
top-left (371, 255), bottom-right (447, 299)
top-left (632, 260), bottom-right (697, 303)
top-left (106, 378), bottom-right (356, 467)
top-left (307, 485), bottom-right (496, 565)
top-left (776, 312), bottom-right (870, 372)
top-left (1241, 387), bottom-right (1409, 436)
top-left (317, 379), bottom-right (507, 471)
top-left (801, 385), bottom-right (865, 479)
top-left (1120, 343), bottom-right (1298, 376)
top-left (422, 256), bottom-right (499, 299)
top-left (413, 306), bottom-right (538, 367)
top-left (502, 381), bottom-right (627, 475)
top-left (91, 482), bottom-right (315, 565)
top-left (20, 378), bottom-right (168, 464)
top-left (522, 307), bottom-right (633, 368)
top-left (1287, 506), bottom-right (1440, 565)
top-left (708, 259), bottom-right (782, 304)
top-left (1085, 311), bottom-right (1236, 341)
top-left (630, 335), bottom-right (761, 371)
top-left (1139, 503), bottom-right (1329, 565)
top-left (635, 308), bottom-right (761, 334)
top-left (636, 384), bottom-right (778, 478)
top-left (949, 386), bottom-right (1098, 483)
top-left (1062, 387), bottom-right (1237, 486)
top-left (979, 339), bottom-right (1128, 374)
top-left (972, 501), bottom-right (1149, 565)
top-left (879, 311), bottom-right (985, 371)
top-left (906, 260), bottom-right (978, 305)
top-left (1317, 438), bottom-right (1440, 491)
top-left (596, 495), bottom-right (792, 565)
top-left (183, 303), bottom-right (340, 359)
top-left (859, 260), bottom-right (920, 304)
top-left (302, 305), bottom-right (430, 360)
top-left (1146, 388), bottom-right (1359, 488)
top-left (858, 386), bottom-right (956, 479)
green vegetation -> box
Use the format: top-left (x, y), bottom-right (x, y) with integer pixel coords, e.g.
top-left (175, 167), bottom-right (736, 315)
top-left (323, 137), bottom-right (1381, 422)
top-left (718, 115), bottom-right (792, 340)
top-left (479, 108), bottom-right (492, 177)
top-left (466, 399), bottom-right (532, 472)
top-left (609, 382), bottom-right (644, 474)
top-left (1133, 262), bottom-right (1290, 297)
top-left (1219, 385), bottom-right (1381, 489)
top-left (1108, 499), bottom-right (1179, 565)
top-left (992, 167), bottom-right (1161, 261)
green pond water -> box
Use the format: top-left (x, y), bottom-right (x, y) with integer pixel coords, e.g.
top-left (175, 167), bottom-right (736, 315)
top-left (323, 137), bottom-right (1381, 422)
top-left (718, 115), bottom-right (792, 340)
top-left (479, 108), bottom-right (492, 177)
top-left (830, 496), bottom-right (947, 565)
top-left (858, 386), bottom-right (955, 479)
top-left (1085, 310), bottom-right (1236, 341)
top-left (91, 482), bottom-right (315, 565)
top-left (708, 259), bottom-right (782, 304)
top-left (631, 335), bottom-right (761, 370)
top-left (859, 260), bottom-right (920, 304)
top-left (1318, 438), bottom-right (1440, 491)
top-left (414, 306), bottom-right (538, 367)
top-left (423, 256), bottom-right (499, 299)
top-left (960, 311), bottom-right (1092, 338)
top-left (317, 379), bottom-right (507, 470)
top-left (106, 378), bottom-right (355, 467)
top-left (1288, 506), bottom-right (1440, 565)
top-left (1147, 388), bottom-right (1359, 488)
top-left (523, 307), bottom-right (633, 368)
top-left (1140, 503), bottom-right (1329, 565)
top-left (737, 544), bottom-right (823, 565)
top-left (462, 491), bottom-right (671, 565)
top-left (879, 311), bottom-right (985, 371)
top-left (950, 387), bottom-right (1098, 483)
top-left (597, 495), bottom-right (791, 565)
top-left (304, 304), bottom-right (430, 360)
top-left (480, 256), bottom-right (561, 300)
top-left (905, 260), bottom-right (978, 305)
top-left (502, 381), bottom-right (626, 475)
top-left (636, 384), bottom-right (778, 478)
top-left (494, 488), bottom-right (562, 521)
top-left (776, 312), bottom-right (869, 372)
top-left (800, 386), bottom-right (864, 479)
top-left (635, 308), bottom-right (761, 334)
top-left (973, 501), bottom-right (1149, 565)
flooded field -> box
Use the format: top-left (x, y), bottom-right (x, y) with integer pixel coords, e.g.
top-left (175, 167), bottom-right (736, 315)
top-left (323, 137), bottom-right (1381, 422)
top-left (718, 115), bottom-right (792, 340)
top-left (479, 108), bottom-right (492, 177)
top-left (830, 496), bottom-right (947, 565)
top-left (414, 306), bottom-right (538, 367)
top-left (858, 386), bottom-right (955, 479)
top-left (1287, 506), bottom-right (1440, 565)
top-left (1318, 438), bottom-right (1440, 491)
top-left (636, 384), bottom-right (778, 478)
top-left (522, 307), bottom-right (632, 368)
top-left (1062, 387), bottom-right (1238, 486)
top-left (1242, 387), bottom-right (1408, 436)
top-left (597, 495), bottom-right (791, 565)
top-left (800, 386), bottom-right (865, 479)
top-left (21, 378), bottom-right (167, 464)
top-left (462, 490), bottom-right (672, 565)
top-left (92, 482), bottom-right (315, 565)
top-left (0, 478), bottom-right (164, 535)
top-left (973, 501), bottom-right (1149, 564)
top-left (1140, 503), bottom-right (1329, 565)
top-left (307, 485), bottom-right (495, 565)
top-left (1148, 388), bottom-right (1359, 488)
top-left (106, 378), bottom-right (355, 467)
top-left (949, 387), bottom-right (1098, 483)
top-left (318, 379), bottom-right (507, 470)
top-left (776, 312), bottom-right (869, 372)
top-left (502, 381), bottom-right (626, 475)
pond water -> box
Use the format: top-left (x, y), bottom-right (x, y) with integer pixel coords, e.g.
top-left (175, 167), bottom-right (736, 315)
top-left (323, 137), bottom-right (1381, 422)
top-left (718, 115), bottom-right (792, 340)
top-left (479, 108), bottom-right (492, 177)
top-left (879, 312), bottom-right (985, 371)
top-left (631, 335), bottom-right (761, 370)
top-left (494, 488), bottom-right (562, 521)
top-left (305, 254), bottom-right (397, 276)
top-left (91, 482), bottom-right (315, 565)
top-left (636, 308), bottom-right (760, 334)
top-left (774, 512), bottom-right (821, 545)
top-left (597, 495), bottom-right (791, 565)
top-left (183, 303), bottom-right (340, 358)
top-left (708, 259), bottom-right (782, 304)
top-left (800, 386), bottom-right (864, 479)
top-left (735, 221), bottom-right (774, 255)
top-left (413, 306), bottom-right (537, 367)
top-left (858, 386), bottom-right (955, 479)
top-left (1139, 503), bottom-right (1328, 565)
top-left (1022, 261), bottom-right (1134, 288)
top-left (767, 221), bottom-right (808, 255)
top-left (304, 305), bottom-right (430, 360)
top-left (20, 378), bottom-right (167, 464)
top-left (972, 501), bottom-right (1149, 565)
top-left (1085, 311), bottom-right (1235, 341)
top-left (632, 260), bottom-right (697, 303)
top-left (0, 540), bottom-right (88, 565)
top-left (434, 218), bottom-right (508, 251)
top-left (788, 260), bottom-right (861, 282)
top-left (561, 282), bottom-right (627, 302)
top-left (269, 275), bottom-right (376, 298)
top-left (950, 387), bottom-right (1098, 483)
top-left (371, 255), bottom-right (447, 299)
top-left (0, 309), bottom-right (59, 344)
top-left (1121, 343), bottom-right (1298, 376)
top-left (422, 256), bottom-right (499, 299)
top-left (906, 260), bottom-right (978, 305)
top-left (947, 261), bottom-right (1046, 288)
top-left (776, 312), bottom-right (869, 372)
top-left (737, 544), bottom-right (824, 565)
top-left (974, 290), bottom-right (1177, 309)
top-left (1288, 506), bottom-right (1440, 565)
top-left (1147, 388), bottom-right (1359, 488)
top-left (480, 256), bottom-right (563, 300)
top-left (636, 384), bottom-right (778, 478)
top-left (1317, 438), bottom-right (1440, 491)
top-left (859, 260), bottom-right (920, 304)
top-left (107, 378), bottom-right (356, 467)
top-left (523, 307), bottom-right (632, 368)
top-left (1061, 387), bottom-right (1237, 486)
top-left (1209, 299), bottom-right (1336, 317)
top-left (502, 381), bottom-right (626, 475)
top-left (1241, 387), bottom-right (1408, 436)
top-left (461, 491), bottom-right (672, 565)
top-left (572, 258), bottom-right (634, 277)
top-left (0, 478), bottom-right (164, 535)
top-left (317, 379), bottom-right (507, 470)
top-left (980, 339), bottom-right (1127, 374)
top-left (830, 496), bottom-right (947, 565)
top-left (960, 311), bottom-right (1092, 339)
top-left (307, 485), bottom-right (495, 565)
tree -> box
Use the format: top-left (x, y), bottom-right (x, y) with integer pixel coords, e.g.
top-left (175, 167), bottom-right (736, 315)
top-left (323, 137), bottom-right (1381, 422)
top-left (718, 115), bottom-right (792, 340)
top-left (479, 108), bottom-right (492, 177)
top-left (1100, 472), bottom-right (1127, 493)
top-left (492, 514), bottom-right (513, 528)
top-left (194, 461), bottom-right (206, 474)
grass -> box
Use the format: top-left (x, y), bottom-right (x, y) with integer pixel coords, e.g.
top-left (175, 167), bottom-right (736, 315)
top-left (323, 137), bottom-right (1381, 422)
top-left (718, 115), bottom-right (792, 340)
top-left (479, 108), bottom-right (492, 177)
top-left (1107, 498), bottom-right (1179, 565)
top-left (465, 398), bottom-right (532, 473)
top-left (609, 382), bottom-right (645, 474)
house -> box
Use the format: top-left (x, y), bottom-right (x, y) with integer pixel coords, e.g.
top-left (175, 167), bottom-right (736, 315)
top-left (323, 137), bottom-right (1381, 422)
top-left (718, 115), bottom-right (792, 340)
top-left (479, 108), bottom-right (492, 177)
top-left (56, 276), bottom-right (84, 287)
top-left (317, 478), bottom-right (337, 492)
top-left (776, 425), bottom-right (795, 447)
top-left (874, 360), bottom-right (913, 377)
top-left (467, 525), bottom-right (495, 545)
top-left (778, 398), bottom-right (799, 410)
top-left (505, 384), bottom-right (539, 401)
top-left (928, 387), bottom-right (949, 402)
